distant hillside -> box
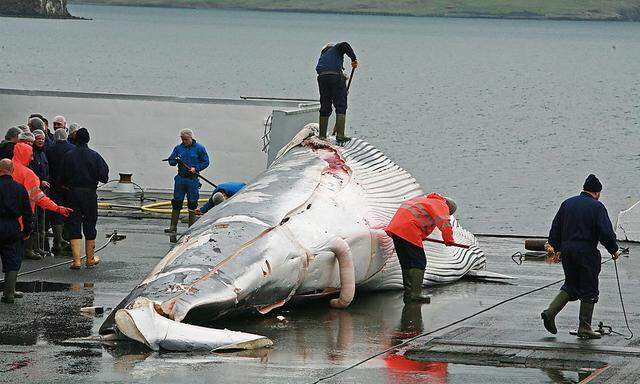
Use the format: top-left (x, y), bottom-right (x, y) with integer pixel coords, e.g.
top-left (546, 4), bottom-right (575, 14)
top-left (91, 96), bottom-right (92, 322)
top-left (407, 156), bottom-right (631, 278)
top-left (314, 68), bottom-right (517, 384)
top-left (69, 0), bottom-right (640, 21)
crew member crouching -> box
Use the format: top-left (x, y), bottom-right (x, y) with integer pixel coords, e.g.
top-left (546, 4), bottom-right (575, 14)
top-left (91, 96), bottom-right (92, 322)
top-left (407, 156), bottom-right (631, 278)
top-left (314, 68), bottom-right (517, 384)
top-left (196, 182), bottom-right (245, 215)
top-left (386, 193), bottom-right (457, 303)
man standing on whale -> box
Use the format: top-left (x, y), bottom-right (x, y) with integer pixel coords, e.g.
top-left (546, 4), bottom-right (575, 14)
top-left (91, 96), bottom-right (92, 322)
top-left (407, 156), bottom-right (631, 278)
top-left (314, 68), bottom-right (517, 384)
top-left (315, 42), bottom-right (358, 144)
top-left (541, 174), bottom-right (621, 339)
top-left (386, 193), bottom-right (457, 303)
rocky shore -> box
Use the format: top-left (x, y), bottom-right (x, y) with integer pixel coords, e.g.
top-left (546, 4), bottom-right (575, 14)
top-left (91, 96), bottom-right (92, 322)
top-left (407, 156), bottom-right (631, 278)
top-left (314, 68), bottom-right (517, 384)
top-left (0, 0), bottom-right (76, 18)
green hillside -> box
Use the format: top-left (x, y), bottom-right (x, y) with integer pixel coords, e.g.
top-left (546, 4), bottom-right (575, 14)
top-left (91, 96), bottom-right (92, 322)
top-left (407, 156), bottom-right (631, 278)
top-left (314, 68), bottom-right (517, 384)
top-left (70, 0), bottom-right (640, 20)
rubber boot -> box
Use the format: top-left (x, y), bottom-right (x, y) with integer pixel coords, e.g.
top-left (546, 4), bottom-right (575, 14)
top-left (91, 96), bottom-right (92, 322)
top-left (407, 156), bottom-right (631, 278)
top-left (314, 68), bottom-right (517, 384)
top-left (85, 239), bottom-right (99, 267)
top-left (23, 236), bottom-right (41, 260)
top-left (188, 211), bottom-right (197, 227)
top-left (399, 303), bottom-right (423, 337)
top-left (541, 290), bottom-right (570, 334)
top-left (318, 115), bottom-right (329, 139)
top-left (403, 268), bottom-right (430, 304)
top-left (70, 239), bottom-right (82, 269)
top-left (51, 225), bottom-right (70, 256)
top-left (1, 271), bottom-right (18, 304)
top-left (577, 302), bottom-right (601, 339)
top-left (34, 231), bottom-right (48, 257)
top-left (164, 209), bottom-right (180, 233)
top-left (334, 114), bottom-right (350, 144)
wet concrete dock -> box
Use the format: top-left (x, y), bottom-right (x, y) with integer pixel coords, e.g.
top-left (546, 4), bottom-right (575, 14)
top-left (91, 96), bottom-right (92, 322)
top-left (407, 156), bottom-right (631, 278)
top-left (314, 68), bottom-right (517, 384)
top-left (1, 216), bottom-right (638, 383)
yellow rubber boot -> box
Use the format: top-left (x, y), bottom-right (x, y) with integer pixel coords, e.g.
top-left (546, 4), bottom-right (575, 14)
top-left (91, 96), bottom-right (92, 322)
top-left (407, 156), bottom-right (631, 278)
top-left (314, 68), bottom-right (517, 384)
top-left (85, 239), bottom-right (100, 267)
top-left (70, 239), bottom-right (82, 269)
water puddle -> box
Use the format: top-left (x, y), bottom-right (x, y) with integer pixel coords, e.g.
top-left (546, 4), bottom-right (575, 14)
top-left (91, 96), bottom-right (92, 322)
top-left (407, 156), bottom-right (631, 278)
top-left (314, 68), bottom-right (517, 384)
top-left (382, 359), bottom-right (595, 384)
top-left (0, 280), bottom-right (95, 346)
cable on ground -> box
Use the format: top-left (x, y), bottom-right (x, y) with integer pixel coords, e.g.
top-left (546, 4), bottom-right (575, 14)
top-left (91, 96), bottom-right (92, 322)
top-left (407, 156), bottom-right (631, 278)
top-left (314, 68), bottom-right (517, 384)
top-left (311, 256), bottom-right (633, 383)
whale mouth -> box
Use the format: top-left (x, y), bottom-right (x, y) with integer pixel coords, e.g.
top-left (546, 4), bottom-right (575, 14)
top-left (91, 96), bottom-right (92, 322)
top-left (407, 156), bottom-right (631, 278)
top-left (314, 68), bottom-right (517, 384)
top-left (114, 297), bottom-right (273, 352)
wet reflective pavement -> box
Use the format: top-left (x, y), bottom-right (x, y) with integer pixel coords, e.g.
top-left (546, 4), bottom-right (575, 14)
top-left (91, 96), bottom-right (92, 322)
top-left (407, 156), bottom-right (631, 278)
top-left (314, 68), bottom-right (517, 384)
top-left (1, 217), bottom-right (638, 383)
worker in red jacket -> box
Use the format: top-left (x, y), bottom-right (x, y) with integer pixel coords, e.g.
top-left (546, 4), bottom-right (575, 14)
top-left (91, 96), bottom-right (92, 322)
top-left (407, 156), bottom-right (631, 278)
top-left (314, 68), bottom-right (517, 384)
top-left (385, 193), bottom-right (457, 303)
top-left (11, 143), bottom-right (72, 260)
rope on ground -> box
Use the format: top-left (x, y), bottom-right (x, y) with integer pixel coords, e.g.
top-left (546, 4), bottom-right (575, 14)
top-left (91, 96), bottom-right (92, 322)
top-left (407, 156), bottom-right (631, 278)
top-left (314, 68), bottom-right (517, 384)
top-left (613, 259), bottom-right (634, 340)
top-left (310, 257), bottom-right (633, 384)
top-left (0, 230), bottom-right (124, 284)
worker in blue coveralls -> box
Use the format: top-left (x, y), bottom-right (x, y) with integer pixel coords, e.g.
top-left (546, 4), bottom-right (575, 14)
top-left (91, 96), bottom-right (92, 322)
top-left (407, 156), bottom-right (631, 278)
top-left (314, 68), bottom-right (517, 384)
top-left (541, 174), bottom-right (621, 339)
top-left (316, 42), bottom-right (357, 144)
top-left (195, 182), bottom-right (246, 215)
top-left (165, 128), bottom-right (209, 234)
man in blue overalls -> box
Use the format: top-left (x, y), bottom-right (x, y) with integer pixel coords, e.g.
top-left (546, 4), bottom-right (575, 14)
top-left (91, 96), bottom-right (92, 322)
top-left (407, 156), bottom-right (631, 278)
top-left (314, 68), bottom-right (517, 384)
top-left (315, 42), bottom-right (358, 144)
top-left (542, 174), bottom-right (621, 339)
top-left (195, 182), bottom-right (246, 215)
top-left (0, 159), bottom-right (34, 304)
top-left (165, 129), bottom-right (210, 234)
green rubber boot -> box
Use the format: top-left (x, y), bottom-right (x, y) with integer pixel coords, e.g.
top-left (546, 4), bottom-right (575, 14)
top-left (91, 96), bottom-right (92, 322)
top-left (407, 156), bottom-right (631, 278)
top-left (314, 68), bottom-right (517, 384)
top-left (164, 209), bottom-right (180, 234)
top-left (334, 114), bottom-right (351, 144)
top-left (318, 115), bottom-right (329, 139)
top-left (1, 271), bottom-right (17, 304)
top-left (24, 236), bottom-right (41, 260)
top-left (577, 302), bottom-right (601, 339)
top-left (51, 225), bottom-right (70, 256)
top-left (402, 268), bottom-right (430, 304)
top-left (541, 290), bottom-right (570, 334)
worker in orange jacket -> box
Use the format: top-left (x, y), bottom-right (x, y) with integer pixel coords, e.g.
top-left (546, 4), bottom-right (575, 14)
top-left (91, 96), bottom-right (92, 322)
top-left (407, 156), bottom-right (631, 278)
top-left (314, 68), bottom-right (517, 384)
top-left (385, 193), bottom-right (457, 303)
top-left (11, 143), bottom-right (72, 260)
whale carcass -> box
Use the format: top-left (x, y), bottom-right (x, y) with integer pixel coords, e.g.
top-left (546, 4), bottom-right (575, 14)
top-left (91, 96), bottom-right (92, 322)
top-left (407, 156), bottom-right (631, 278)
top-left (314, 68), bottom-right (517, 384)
top-left (99, 126), bottom-right (511, 351)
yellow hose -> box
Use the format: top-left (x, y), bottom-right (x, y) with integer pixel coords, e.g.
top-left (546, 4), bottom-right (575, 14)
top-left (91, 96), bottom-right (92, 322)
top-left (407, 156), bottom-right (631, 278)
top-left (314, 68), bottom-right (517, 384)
top-left (98, 199), bottom-right (208, 214)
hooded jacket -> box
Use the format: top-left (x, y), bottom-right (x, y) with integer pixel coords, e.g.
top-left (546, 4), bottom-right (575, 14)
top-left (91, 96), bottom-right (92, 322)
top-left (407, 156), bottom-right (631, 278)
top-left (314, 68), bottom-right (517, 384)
top-left (12, 143), bottom-right (63, 213)
top-left (385, 193), bottom-right (454, 248)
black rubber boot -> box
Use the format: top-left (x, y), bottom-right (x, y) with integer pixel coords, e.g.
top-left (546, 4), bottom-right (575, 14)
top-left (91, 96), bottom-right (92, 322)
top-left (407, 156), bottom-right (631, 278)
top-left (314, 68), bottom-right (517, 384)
top-left (402, 268), bottom-right (430, 304)
top-left (1, 271), bottom-right (17, 304)
top-left (541, 290), bottom-right (570, 334)
top-left (35, 231), bottom-right (48, 257)
top-left (164, 208), bottom-right (180, 233)
top-left (334, 114), bottom-right (351, 144)
top-left (24, 236), bottom-right (41, 260)
top-left (577, 302), bottom-right (601, 339)
top-left (319, 115), bottom-right (329, 139)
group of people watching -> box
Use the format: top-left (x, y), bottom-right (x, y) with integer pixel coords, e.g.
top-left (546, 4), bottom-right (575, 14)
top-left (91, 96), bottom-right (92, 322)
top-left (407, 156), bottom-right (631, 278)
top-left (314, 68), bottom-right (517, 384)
top-left (0, 114), bottom-right (108, 304)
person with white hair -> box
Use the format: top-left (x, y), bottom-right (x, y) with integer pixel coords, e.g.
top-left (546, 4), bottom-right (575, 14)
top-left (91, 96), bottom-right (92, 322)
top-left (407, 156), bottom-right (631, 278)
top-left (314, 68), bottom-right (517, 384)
top-left (165, 128), bottom-right (210, 237)
top-left (29, 114), bottom-right (53, 143)
top-left (315, 41), bottom-right (358, 144)
top-left (67, 123), bottom-right (79, 145)
top-left (52, 115), bottom-right (67, 131)
top-left (27, 117), bottom-right (45, 133)
top-left (18, 131), bottom-right (35, 145)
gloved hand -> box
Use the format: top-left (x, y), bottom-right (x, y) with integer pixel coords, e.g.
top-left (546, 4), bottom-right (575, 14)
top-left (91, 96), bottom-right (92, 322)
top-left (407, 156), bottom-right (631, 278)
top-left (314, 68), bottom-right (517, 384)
top-left (57, 206), bottom-right (73, 217)
top-left (194, 209), bottom-right (203, 215)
